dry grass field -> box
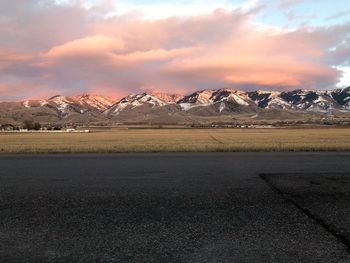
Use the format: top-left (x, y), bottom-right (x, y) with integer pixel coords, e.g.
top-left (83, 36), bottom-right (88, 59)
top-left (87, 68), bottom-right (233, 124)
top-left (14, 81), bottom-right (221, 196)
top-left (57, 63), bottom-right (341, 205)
top-left (0, 128), bottom-right (349, 153)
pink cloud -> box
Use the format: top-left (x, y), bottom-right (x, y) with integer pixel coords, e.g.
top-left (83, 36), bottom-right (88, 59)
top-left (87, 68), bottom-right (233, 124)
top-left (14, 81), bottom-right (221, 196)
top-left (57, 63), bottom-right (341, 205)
top-left (0, 2), bottom-right (349, 100)
top-left (44, 35), bottom-right (125, 58)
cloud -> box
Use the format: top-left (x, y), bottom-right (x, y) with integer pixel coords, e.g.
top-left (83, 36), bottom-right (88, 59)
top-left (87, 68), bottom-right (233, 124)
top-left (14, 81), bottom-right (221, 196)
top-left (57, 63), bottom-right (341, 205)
top-left (0, 0), bottom-right (349, 100)
top-left (44, 35), bottom-right (125, 58)
top-left (278, 0), bottom-right (307, 8)
top-left (165, 55), bottom-right (338, 89)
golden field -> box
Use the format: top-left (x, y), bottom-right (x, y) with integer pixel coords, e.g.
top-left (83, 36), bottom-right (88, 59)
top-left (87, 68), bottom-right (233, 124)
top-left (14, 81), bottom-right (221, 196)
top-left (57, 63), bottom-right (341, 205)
top-left (0, 128), bottom-right (349, 153)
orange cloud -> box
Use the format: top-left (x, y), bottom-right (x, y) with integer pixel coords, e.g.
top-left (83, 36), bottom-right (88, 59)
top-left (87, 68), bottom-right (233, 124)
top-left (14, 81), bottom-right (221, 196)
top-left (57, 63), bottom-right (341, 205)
top-left (0, 5), bottom-right (349, 100)
top-left (110, 47), bottom-right (200, 64)
top-left (161, 30), bottom-right (340, 89)
top-left (45, 35), bottom-right (125, 58)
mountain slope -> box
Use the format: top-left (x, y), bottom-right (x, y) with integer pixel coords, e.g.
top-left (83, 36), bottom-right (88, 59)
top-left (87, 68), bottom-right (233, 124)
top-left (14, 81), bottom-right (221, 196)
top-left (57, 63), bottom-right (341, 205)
top-left (247, 91), bottom-right (292, 109)
top-left (280, 90), bottom-right (335, 112)
top-left (151, 92), bottom-right (182, 104)
top-left (74, 94), bottom-right (116, 112)
top-left (330, 87), bottom-right (350, 110)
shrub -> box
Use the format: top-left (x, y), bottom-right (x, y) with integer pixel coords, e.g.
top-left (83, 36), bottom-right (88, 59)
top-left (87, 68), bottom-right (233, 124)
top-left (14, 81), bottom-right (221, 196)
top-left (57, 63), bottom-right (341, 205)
top-left (23, 119), bottom-right (34, 130)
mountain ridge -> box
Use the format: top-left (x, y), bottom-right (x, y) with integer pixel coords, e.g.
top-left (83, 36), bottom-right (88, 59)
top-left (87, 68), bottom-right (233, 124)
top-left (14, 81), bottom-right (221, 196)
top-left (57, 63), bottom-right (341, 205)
top-left (1, 87), bottom-right (349, 125)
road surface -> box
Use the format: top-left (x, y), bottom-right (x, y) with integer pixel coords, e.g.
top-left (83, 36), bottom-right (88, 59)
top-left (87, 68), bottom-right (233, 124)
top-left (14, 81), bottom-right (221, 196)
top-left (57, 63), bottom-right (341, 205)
top-left (0, 153), bottom-right (350, 262)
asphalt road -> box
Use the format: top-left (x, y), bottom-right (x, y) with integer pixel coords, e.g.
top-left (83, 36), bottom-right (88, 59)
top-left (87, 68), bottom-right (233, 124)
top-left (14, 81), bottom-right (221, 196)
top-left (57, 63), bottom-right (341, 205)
top-left (0, 153), bottom-right (350, 262)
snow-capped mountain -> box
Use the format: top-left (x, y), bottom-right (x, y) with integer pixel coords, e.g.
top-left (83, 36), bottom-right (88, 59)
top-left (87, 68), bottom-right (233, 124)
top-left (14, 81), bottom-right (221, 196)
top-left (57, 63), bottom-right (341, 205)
top-left (280, 90), bottom-right (335, 112)
top-left (178, 88), bottom-right (350, 113)
top-left (1, 87), bottom-right (349, 124)
top-left (105, 93), bottom-right (170, 116)
top-left (178, 89), bottom-right (253, 111)
top-left (46, 95), bottom-right (91, 118)
top-left (20, 94), bottom-right (117, 118)
top-left (247, 91), bottom-right (291, 109)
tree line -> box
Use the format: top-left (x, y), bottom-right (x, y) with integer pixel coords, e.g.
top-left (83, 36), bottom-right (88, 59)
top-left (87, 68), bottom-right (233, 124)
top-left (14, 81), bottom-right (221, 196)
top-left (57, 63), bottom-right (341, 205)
top-left (0, 120), bottom-right (63, 131)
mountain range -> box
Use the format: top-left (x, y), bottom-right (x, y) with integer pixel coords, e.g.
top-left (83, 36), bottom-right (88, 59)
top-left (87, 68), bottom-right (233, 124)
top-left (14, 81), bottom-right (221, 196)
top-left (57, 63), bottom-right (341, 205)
top-left (1, 87), bottom-right (349, 125)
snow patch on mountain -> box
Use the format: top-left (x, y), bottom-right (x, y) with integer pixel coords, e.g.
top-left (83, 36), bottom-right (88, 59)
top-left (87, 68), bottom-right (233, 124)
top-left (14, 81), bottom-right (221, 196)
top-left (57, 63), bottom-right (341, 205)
top-left (23, 100), bottom-right (30, 108)
top-left (219, 102), bottom-right (226, 112)
top-left (22, 99), bottom-right (48, 108)
top-left (266, 97), bottom-right (291, 109)
top-left (40, 100), bottom-right (48, 107)
top-left (47, 95), bottom-right (79, 118)
top-left (179, 102), bottom-right (211, 111)
top-left (49, 95), bottom-right (70, 111)
top-left (230, 93), bottom-right (249, 106)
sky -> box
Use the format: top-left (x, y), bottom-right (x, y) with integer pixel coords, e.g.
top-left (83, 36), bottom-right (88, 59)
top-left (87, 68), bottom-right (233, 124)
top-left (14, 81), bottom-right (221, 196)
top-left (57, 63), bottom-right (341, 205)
top-left (0, 0), bottom-right (349, 100)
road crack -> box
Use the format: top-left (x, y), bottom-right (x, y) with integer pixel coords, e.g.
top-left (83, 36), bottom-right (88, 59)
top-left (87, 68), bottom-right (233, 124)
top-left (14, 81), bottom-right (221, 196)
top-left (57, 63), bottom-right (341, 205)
top-left (260, 173), bottom-right (350, 254)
